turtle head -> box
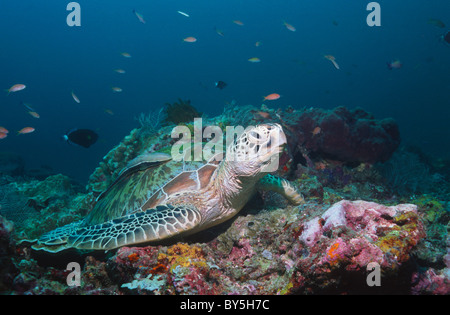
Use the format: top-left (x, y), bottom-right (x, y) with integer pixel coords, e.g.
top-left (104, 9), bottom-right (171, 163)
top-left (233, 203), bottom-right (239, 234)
top-left (229, 123), bottom-right (286, 176)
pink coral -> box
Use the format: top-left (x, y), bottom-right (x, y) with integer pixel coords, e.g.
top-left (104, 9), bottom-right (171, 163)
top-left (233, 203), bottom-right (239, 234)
top-left (299, 200), bottom-right (424, 271)
top-left (115, 246), bottom-right (160, 269)
top-left (228, 238), bottom-right (255, 265)
top-left (411, 268), bottom-right (450, 295)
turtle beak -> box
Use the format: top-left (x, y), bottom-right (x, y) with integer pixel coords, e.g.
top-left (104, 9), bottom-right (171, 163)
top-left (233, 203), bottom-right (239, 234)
top-left (268, 123), bottom-right (286, 151)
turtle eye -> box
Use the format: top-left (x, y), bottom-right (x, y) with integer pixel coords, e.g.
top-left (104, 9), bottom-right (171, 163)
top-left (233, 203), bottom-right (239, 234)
top-left (249, 131), bottom-right (260, 140)
top-left (249, 130), bottom-right (268, 145)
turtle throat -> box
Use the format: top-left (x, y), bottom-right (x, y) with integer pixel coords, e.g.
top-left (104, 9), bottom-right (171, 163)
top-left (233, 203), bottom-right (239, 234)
top-left (214, 159), bottom-right (263, 213)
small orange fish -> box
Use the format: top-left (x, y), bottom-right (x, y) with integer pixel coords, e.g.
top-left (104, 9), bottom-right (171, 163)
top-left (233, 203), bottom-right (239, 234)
top-left (312, 126), bottom-right (321, 136)
top-left (0, 132), bottom-right (7, 139)
top-left (111, 87), bottom-right (122, 92)
top-left (248, 57), bottom-right (261, 63)
top-left (253, 111), bottom-right (271, 120)
top-left (18, 127), bottom-right (35, 135)
top-left (315, 161), bottom-right (327, 171)
top-left (255, 41), bottom-right (261, 47)
top-left (0, 127), bottom-right (9, 134)
top-left (183, 36), bottom-right (197, 43)
top-left (120, 52), bottom-right (131, 58)
top-left (28, 111), bottom-right (40, 119)
top-left (6, 84), bottom-right (26, 94)
top-left (283, 21), bottom-right (296, 32)
top-left (263, 93), bottom-right (281, 101)
top-left (232, 20), bottom-right (244, 26)
top-left (71, 91), bottom-right (80, 103)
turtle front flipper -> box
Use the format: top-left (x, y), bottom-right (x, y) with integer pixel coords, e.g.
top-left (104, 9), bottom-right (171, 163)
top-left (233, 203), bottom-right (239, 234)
top-left (257, 174), bottom-right (304, 205)
top-left (31, 220), bottom-right (84, 253)
top-left (67, 205), bottom-right (202, 251)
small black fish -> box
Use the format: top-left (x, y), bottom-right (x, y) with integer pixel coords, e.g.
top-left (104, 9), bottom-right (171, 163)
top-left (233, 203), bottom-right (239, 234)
top-left (215, 81), bottom-right (227, 89)
top-left (63, 129), bottom-right (98, 148)
top-left (443, 30), bottom-right (450, 45)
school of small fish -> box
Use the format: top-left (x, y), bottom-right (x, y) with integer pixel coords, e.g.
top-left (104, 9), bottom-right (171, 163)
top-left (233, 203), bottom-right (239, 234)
top-left (2, 8), bottom-right (444, 143)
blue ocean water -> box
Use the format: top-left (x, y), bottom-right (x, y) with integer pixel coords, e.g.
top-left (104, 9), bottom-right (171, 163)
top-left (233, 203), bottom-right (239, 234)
top-left (0, 0), bottom-right (449, 183)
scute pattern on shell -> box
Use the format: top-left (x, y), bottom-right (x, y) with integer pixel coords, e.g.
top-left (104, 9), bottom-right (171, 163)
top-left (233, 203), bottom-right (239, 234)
top-left (84, 159), bottom-right (204, 225)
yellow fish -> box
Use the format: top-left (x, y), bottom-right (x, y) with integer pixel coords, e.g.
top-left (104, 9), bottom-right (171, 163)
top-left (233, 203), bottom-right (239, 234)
top-left (248, 57), bottom-right (261, 63)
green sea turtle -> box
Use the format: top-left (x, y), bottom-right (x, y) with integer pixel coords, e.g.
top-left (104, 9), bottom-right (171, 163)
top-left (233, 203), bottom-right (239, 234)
top-left (32, 124), bottom-right (303, 253)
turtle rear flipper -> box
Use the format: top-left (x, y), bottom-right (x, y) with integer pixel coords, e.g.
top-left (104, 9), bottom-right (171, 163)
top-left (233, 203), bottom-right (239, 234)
top-left (67, 205), bottom-right (202, 251)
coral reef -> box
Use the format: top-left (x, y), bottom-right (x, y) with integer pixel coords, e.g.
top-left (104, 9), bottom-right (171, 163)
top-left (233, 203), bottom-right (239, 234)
top-left (299, 201), bottom-right (424, 270)
top-left (0, 178), bottom-right (37, 227)
top-left (163, 98), bottom-right (202, 125)
top-left (0, 215), bottom-right (16, 293)
top-left (1, 103), bottom-right (448, 295)
top-left (280, 106), bottom-right (400, 165)
top-left (1, 174), bottom-right (86, 239)
top-left (7, 199), bottom-right (432, 295)
top-left (135, 107), bottom-right (167, 139)
top-left (377, 147), bottom-right (447, 196)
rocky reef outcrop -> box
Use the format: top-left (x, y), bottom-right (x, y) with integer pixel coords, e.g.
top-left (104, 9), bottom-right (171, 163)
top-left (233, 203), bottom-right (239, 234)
top-left (284, 106), bottom-right (400, 164)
